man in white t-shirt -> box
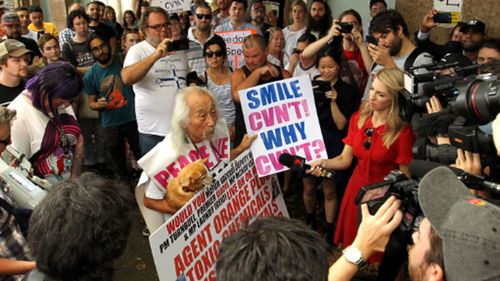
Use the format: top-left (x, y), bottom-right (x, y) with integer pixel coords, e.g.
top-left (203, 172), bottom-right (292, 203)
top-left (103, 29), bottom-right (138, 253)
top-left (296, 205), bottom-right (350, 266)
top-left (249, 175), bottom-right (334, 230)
top-left (136, 86), bottom-right (255, 232)
top-left (122, 7), bottom-right (189, 156)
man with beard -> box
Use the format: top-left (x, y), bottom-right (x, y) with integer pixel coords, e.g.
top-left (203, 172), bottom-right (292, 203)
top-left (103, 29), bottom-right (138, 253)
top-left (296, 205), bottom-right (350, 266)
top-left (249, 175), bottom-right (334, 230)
top-left (122, 7), bottom-right (188, 156)
top-left (305, 0), bottom-right (332, 40)
top-left (417, 9), bottom-right (486, 62)
top-left (83, 36), bottom-right (139, 180)
top-left (250, 2), bottom-right (271, 35)
top-left (327, 166), bottom-right (500, 281)
top-left (187, 3), bottom-right (224, 75)
top-left (362, 9), bottom-right (433, 99)
top-left (1, 12), bottom-right (41, 63)
top-left (136, 86), bottom-right (255, 232)
top-left (86, 1), bottom-right (117, 55)
top-left (0, 39), bottom-right (31, 105)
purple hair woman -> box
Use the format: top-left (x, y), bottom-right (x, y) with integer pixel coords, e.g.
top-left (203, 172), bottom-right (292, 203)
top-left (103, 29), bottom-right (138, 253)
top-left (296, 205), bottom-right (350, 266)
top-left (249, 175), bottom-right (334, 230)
top-left (8, 62), bottom-right (84, 184)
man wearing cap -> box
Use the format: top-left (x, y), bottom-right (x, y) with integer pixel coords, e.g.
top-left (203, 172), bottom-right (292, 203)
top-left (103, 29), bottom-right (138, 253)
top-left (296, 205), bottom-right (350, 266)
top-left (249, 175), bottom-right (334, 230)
top-left (0, 39), bottom-right (32, 105)
top-left (417, 9), bottom-right (486, 62)
top-left (328, 166), bottom-right (500, 281)
top-left (1, 12), bottom-right (41, 62)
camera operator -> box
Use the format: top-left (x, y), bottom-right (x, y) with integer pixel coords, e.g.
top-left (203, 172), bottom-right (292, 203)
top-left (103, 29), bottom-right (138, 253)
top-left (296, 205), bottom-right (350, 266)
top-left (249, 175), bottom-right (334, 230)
top-left (328, 166), bottom-right (500, 281)
top-left (477, 38), bottom-right (500, 65)
top-left (0, 106), bottom-right (36, 280)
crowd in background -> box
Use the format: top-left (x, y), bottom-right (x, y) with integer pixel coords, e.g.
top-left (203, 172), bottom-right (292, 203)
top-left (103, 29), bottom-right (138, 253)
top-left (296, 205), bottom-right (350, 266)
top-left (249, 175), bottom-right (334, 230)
top-left (0, 0), bottom-right (499, 280)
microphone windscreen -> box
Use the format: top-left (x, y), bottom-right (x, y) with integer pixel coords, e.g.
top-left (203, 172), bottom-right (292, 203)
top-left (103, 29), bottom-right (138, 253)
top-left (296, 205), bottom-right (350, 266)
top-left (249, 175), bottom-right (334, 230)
top-left (278, 153), bottom-right (294, 167)
top-left (409, 160), bottom-right (462, 178)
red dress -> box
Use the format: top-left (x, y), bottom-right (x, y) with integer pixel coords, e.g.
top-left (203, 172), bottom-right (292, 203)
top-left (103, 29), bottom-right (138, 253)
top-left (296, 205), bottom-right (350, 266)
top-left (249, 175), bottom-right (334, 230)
top-left (334, 112), bottom-right (415, 248)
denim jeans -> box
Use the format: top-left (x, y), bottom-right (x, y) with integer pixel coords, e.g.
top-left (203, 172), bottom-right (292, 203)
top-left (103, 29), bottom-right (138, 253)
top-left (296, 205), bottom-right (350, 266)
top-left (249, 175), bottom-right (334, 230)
top-left (139, 133), bottom-right (165, 157)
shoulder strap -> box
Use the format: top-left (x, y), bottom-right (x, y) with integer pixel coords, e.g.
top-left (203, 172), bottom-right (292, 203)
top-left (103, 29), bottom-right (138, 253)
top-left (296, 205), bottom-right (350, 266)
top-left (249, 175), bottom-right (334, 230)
top-left (404, 47), bottom-right (426, 72)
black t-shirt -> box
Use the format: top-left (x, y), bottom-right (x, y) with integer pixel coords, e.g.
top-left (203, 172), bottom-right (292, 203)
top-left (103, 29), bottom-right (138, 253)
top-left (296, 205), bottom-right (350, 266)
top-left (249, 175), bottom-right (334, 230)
top-left (313, 78), bottom-right (357, 132)
top-left (89, 22), bottom-right (116, 43)
top-left (0, 81), bottom-right (25, 105)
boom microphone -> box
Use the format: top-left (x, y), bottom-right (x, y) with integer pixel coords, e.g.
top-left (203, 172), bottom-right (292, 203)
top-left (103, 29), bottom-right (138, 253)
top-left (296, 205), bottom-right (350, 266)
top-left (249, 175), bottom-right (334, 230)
top-left (278, 153), bottom-right (335, 179)
top-left (409, 160), bottom-right (500, 193)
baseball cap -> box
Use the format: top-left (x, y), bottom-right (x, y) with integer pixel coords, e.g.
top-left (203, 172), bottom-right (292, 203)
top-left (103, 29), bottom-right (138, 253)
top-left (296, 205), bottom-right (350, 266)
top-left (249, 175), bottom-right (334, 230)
top-left (418, 166), bottom-right (500, 281)
top-left (0, 39), bottom-right (32, 59)
top-left (1, 12), bottom-right (21, 26)
top-left (460, 19), bottom-right (486, 34)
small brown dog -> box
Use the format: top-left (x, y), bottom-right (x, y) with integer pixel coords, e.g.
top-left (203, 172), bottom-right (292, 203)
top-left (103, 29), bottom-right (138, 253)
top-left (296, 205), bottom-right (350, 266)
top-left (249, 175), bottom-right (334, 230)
top-left (166, 158), bottom-right (212, 211)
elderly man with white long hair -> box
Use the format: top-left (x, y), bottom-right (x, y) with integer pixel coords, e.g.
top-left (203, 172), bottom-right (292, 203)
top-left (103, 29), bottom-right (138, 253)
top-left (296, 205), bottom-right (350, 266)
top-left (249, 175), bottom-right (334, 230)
top-left (136, 86), bottom-right (256, 232)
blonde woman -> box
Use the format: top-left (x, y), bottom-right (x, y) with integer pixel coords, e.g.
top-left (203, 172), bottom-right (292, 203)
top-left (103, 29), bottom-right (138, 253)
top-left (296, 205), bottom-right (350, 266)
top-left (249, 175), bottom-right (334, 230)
top-left (266, 27), bottom-right (285, 67)
top-left (282, 0), bottom-right (307, 66)
top-left (307, 68), bottom-right (415, 250)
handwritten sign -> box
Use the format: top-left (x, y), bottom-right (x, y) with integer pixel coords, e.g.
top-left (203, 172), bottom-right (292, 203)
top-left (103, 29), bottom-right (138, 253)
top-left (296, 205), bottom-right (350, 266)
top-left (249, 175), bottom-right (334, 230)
top-left (215, 29), bottom-right (256, 70)
top-left (239, 76), bottom-right (327, 177)
top-left (149, 151), bottom-right (289, 281)
top-left (433, 0), bottom-right (462, 27)
top-left (151, 0), bottom-right (191, 14)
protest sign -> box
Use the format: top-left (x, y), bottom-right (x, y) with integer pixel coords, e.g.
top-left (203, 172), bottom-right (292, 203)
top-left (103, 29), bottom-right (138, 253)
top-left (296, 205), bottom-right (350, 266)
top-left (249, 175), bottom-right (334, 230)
top-left (215, 29), bottom-right (256, 70)
top-left (239, 76), bottom-right (327, 177)
top-left (151, 0), bottom-right (191, 14)
top-left (149, 151), bottom-right (288, 281)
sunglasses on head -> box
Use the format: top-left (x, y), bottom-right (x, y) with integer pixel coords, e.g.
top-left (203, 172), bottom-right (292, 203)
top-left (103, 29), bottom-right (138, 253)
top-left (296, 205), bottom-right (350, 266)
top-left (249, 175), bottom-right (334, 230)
top-left (364, 128), bottom-right (373, 150)
top-left (196, 14), bottom-right (212, 20)
top-left (205, 50), bottom-right (224, 58)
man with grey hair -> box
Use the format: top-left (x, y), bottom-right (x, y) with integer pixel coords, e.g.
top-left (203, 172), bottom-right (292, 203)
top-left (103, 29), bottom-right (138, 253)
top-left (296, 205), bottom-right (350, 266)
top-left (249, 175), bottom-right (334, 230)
top-left (136, 86), bottom-right (255, 232)
top-left (0, 106), bottom-right (37, 280)
top-left (122, 7), bottom-right (189, 156)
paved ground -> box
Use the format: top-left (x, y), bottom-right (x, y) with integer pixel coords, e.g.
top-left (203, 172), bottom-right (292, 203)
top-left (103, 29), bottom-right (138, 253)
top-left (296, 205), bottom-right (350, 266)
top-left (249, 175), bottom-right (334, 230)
top-left (114, 171), bottom-right (379, 281)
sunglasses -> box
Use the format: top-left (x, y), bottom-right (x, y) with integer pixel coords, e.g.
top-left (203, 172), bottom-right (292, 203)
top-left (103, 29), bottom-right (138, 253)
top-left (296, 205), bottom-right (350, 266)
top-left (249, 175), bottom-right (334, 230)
top-left (196, 14), bottom-right (212, 20)
top-left (364, 128), bottom-right (373, 150)
top-left (205, 50), bottom-right (224, 58)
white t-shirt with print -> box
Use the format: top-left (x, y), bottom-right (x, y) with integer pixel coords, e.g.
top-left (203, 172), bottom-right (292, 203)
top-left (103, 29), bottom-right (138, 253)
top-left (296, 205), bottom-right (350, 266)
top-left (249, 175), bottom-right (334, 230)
top-left (124, 40), bottom-right (189, 136)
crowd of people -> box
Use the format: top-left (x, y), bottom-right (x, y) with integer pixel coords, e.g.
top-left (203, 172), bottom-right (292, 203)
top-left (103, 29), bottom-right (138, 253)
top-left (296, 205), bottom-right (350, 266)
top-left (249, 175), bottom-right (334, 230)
top-left (0, 0), bottom-right (499, 280)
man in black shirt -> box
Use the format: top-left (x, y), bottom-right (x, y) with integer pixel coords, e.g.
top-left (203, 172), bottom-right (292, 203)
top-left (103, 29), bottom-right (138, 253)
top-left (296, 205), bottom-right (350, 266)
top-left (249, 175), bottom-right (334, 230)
top-left (0, 39), bottom-right (32, 105)
top-left (1, 12), bottom-right (41, 63)
top-left (86, 1), bottom-right (117, 54)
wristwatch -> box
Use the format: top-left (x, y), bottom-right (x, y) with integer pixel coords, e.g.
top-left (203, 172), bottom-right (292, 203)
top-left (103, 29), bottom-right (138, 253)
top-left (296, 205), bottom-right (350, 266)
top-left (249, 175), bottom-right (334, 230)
top-left (343, 246), bottom-right (367, 269)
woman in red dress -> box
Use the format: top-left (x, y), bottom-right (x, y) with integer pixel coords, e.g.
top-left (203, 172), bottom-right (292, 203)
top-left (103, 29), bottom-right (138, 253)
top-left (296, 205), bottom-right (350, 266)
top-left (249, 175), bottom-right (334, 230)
top-left (308, 67), bottom-right (414, 249)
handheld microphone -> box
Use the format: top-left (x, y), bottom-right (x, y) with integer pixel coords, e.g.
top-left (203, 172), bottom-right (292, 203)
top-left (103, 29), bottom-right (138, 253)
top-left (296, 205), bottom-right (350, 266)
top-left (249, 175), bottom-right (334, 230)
top-left (278, 153), bottom-right (335, 179)
top-left (409, 160), bottom-right (500, 193)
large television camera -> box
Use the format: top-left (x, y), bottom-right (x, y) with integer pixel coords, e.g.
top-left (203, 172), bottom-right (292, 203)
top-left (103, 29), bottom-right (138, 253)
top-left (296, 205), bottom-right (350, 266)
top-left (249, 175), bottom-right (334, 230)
top-left (400, 60), bottom-right (500, 169)
top-left (355, 164), bottom-right (500, 281)
top-left (0, 146), bottom-right (51, 209)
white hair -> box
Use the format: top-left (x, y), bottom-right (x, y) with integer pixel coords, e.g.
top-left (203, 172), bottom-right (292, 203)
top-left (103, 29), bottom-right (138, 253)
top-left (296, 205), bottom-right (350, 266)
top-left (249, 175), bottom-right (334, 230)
top-left (171, 86), bottom-right (227, 154)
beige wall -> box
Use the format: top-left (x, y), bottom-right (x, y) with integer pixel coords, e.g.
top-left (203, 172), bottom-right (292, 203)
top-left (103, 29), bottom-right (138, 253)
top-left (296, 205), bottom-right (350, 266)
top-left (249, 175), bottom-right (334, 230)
top-left (396, 0), bottom-right (500, 45)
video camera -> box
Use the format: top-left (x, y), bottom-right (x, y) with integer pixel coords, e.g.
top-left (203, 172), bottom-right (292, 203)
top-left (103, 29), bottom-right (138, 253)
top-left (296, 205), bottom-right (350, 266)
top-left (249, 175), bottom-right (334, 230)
top-left (0, 146), bottom-right (51, 209)
top-left (400, 59), bottom-right (500, 168)
top-left (355, 165), bottom-right (500, 281)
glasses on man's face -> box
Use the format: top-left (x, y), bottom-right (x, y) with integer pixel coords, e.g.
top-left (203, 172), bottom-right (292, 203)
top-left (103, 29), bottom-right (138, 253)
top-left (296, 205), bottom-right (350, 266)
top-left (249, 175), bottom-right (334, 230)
top-left (205, 50), bottom-right (224, 58)
top-left (147, 23), bottom-right (170, 32)
top-left (196, 14), bottom-right (212, 20)
top-left (364, 128), bottom-right (373, 150)
top-left (91, 43), bottom-right (108, 54)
